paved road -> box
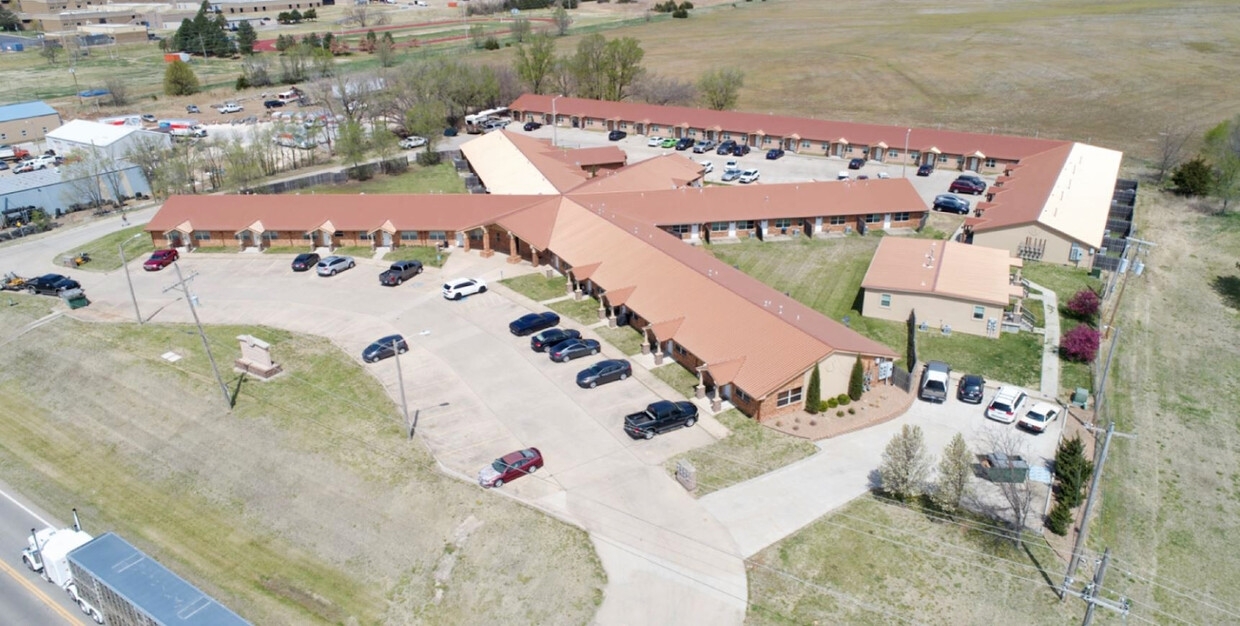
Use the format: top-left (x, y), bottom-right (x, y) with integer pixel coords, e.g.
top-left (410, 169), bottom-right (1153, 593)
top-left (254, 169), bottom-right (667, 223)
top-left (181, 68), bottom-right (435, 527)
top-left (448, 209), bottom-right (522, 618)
top-left (0, 481), bottom-right (91, 625)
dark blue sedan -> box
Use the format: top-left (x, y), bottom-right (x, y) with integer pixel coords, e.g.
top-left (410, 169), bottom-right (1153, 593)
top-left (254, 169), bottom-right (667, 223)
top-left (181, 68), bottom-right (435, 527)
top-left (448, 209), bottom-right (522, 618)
top-left (731, 144), bottom-right (751, 157)
top-left (932, 194), bottom-right (971, 215)
top-left (363, 335), bottom-right (407, 363)
top-left (766, 148), bottom-right (785, 160)
top-left (548, 338), bottom-right (601, 363)
top-left (576, 359), bottom-right (632, 388)
top-left (530, 327), bottom-right (581, 352)
top-left (509, 311), bottom-right (561, 336)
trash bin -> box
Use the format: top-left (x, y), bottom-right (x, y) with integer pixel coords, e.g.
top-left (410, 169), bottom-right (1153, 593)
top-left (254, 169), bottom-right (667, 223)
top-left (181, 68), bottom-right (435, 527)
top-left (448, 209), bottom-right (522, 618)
top-left (61, 288), bottom-right (90, 309)
top-left (1071, 388), bottom-right (1089, 409)
top-left (981, 452), bottom-right (1029, 483)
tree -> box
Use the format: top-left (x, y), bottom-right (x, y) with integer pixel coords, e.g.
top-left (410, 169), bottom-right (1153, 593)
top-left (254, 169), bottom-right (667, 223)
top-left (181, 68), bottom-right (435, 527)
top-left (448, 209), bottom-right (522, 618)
top-left (633, 73), bottom-right (696, 105)
top-left (906, 309), bottom-right (918, 374)
top-left (1154, 126), bottom-right (1193, 184)
top-left (59, 150), bottom-right (109, 209)
top-left (104, 77), bottom-right (130, 107)
top-left (1054, 435), bottom-right (1093, 509)
top-left (164, 59), bottom-right (200, 95)
top-left (805, 365), bottom-right (821, 414)
top-left (510, 17), bottom-right (531, 43)
top-left (514, 32), bottom-right (556, 95)
top-left (39, 40), bottom-right (62, 65)
top-left (236, 21), bottom-right (257, 54)
top-left (374, 37), bottom-right (396, 68)
top-left (697, 67), bottom-right (743, 110)
top-left (469, 24), bottom-right (487, 49)
top-left (878, 424), bottom-right (931, 501)
top-left (601, 37), bottom-right (644, 101)
top-left (404, 100), bottom-right (447, 159)
top-left (242, 56), bottom-right (272, 87)
top-left (289, 9), bottom-right (303, 23)
top-left (0, 5), bottom-right (22, 31)
top-left (1066, 288), bottom-right (1101, 320)
top-left (1046, 500), bottom-right (1073, 536)
top-left (553, 5), bottom-right (572, 35)
top-left (847, 355), bottom-right (864, 401)
top-left (1171, 157), bottom-right (1212, 196)
top-left (1060, 325), bottom-right (1100, 362)
top-left (1202, 116), bottom-right (1240, 211)
top-left (124, 136), bottom-right (171, 197)
top-left (982, 428), bottom-right (1036, 546)
top-left (304, 8), bottom-right (317, 20)
top-left (172, 1), bottom-right (233, 57)
top-left (345, 4), bottom-right (387, 28)
top-left (336, 119), bottom-right (369, 173)
top-left (932, 433), bottom-right (972, 514)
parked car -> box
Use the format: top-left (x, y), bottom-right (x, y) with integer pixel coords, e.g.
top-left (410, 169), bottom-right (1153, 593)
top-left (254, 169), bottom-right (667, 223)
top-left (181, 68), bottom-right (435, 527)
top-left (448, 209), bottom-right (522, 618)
top-left (985, 385), bottom-right (1029, 423)
top-left (143, 248), bottom-right (179, 271)
top-left (766, 148), bottom-right (785, 160)
top-left (675, 137), bottom-right (694, 151)
top-left (739, 169), bottom-right (760, 184)
top-left (399, 136), bottom-right (427, 149)
top-left (608, 130), bottom-right (627, 141)
top-left (509, 311), bottom-right (561, 336)
top-left (721, 168), bottom-right (742, 182)
top-left (478, 447), bottom-right (543, 488)
top-left (548, 338), bottom-right (601, 362)
top-left (916, 163), bottom-right (935, 176)
top-left (522, 121), bottom-right (542, 131)
top-left (362, 334), bottom-right (408, 363)
top-left (956, 374), bottom-right (986, 404)
top-left (949, 175), bottom-right (987, 195)
top-left (290, 252), bottom-right (320, 272)
top-left (315, 255), bottom-right (355, 276)
top-left (530, 327), bottom-right (581, 352)
top-left (647, 136), bottom-right (663, 147)
top-left (263, 100), bottom-right (285, 109)
top-left (660, 137), bottom-right (678, 149)
top-left (1017, 401), bottom-right (1061, 433)
top-left (186, 104), bottom-right (200, 114)
top-left (693, 139), bottom-right (716, 153)
top-left (0, 161), bottom-right (7, 170)
top-left (730, 144), bottom-right (751, 157)
top-left (623, 400), bottom-right (698, 440)
top-left (217, 102), bottom-right (243, 113)
top-left (876, 171), bottom-right (891, 179)
top-left (716, 140), bottom-right (737, 155)
top-left (23, 273), bottom-right (80, 296)
top-left (698, 160), bottom-right (714, 174)
top-left (443, 127), bottom-right (459, 137)
top-left (379, 259), bottom-right (423, 286)
top-left (919, 360), bottom-right (951, 403)
top-left (140, 114), bottom-right (157, 123)
top-left (442, 277), bottom-right (487, 300)
top-left (848, 157), bottom-right (866, 169)
top-left (576, 359), bottom-right (632, 389)
top-left (837, 171), bottom-right (851, 181)
top-left (12, 160), bottom-right (41, 174)
top-left (932, 194), bottom-right (971, 215)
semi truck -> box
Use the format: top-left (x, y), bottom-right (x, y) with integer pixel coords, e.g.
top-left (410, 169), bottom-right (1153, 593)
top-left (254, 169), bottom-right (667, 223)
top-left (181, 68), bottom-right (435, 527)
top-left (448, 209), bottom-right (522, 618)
top-left (21, 510), bottom-right (104, 623)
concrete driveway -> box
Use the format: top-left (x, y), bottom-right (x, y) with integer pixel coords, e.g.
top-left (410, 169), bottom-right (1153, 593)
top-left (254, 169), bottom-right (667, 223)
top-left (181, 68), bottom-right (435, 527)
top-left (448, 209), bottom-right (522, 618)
top-left (11, 230), bottom-right (747, 625)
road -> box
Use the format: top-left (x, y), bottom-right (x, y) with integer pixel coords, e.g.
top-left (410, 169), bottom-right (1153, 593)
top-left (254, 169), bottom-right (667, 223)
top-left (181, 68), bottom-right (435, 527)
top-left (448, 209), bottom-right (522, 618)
top-left (0, 480), bottom-right (91, 625)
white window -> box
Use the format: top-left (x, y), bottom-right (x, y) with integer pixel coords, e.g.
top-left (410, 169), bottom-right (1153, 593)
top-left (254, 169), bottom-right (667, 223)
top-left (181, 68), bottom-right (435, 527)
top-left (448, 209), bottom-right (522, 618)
top-left (710, 221), bottom-right (729, 232)
top-left (973, 305), bottom-right (985, 320)
top-left (829, 216), bottom-right (847, 225)
top-left (910, 150), bottom-right (920, 160)
top-left (193, 231), bottom-right (211, 241)
top-left (669, 224), bottom-right (691, 235)
top-left (737, 220), bottom-right (755, 230)
top-left (894, 212), bottom-right (910, 221)
top-left (801, 140), bottom-right (811, 148)
top-left (880, 293), bottom-right (892, 308)
top-left (776, 387), bottom-right (803, 407)
top-left (359, 232), bottom-right (373, 241)
top-left (865, 214), bottom-right (882, 224)
top-left (429, 230), bottom-right (447, 241)
top-left (262, 231), bottom-right (279, 240)
top-left (985, 158), bottom-right (997, 168)
top-left (939, 154), bottom-right (949, 163)
top-left (888, 150), bottom-right (899, 158)
top-left (734, 388), bottom-right (752, 403)
top-left (773, 218), bottom-right (793, 228)
top-left (401, 231), bottom-right (420, 241)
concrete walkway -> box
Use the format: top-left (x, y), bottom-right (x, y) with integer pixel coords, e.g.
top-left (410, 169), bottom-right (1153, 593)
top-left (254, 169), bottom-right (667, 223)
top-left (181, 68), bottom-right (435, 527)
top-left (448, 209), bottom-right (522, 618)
top-left (1025, 280), bottom-right (1061, 399)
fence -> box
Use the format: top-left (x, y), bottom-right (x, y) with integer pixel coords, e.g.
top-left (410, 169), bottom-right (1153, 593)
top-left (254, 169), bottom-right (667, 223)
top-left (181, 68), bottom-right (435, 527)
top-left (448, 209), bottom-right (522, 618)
top-left (249, 154), bottom-right (421, 195)
top-left (1092, 178), bottom-right (1138, 273)
top-left (890, 366), bottom-right (912, 393)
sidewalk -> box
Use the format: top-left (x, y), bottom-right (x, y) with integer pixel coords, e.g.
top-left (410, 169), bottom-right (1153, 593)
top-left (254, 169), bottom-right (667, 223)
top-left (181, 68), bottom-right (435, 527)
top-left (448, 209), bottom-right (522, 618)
top-left (1025, 280), bottom-right (1061, 399)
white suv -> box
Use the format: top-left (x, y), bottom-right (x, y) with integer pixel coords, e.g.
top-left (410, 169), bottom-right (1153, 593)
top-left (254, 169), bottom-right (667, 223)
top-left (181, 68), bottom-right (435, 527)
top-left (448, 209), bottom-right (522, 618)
top-left (442, 277), bottom-right (487, 300)
top-left (985, 386), bottom-right (1028, 423)
top-left (739, 169), bottom-right (760, 184)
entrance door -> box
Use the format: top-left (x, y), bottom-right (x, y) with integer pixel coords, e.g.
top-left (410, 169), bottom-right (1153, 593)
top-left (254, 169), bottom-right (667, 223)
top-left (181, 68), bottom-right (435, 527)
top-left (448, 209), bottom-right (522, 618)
top-left (883, 213), bottom-right (892, 229)
top-left (320, 231), bottom-right (330, 247)
top-left (169, 232), bottom-right (183, 248)
top-left (382, 231), bottom-right (392, 247)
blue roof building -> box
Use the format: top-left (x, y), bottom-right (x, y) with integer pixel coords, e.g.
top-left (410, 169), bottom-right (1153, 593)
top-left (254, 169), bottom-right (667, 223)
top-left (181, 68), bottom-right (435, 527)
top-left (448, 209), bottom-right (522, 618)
top-left (67, 532), bottom-right (251, 626)
top-left (0, 100), bottom-right (62, 143)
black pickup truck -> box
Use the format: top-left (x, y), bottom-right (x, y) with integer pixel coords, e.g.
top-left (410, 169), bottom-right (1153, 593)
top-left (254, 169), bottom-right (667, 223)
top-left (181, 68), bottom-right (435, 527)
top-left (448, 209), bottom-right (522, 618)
top-left (623, 400), bottom-right (698, 440)
top-left (379, 260), bottom-right (423, 286)
top-left (23, 273), bottom-right (80, 296)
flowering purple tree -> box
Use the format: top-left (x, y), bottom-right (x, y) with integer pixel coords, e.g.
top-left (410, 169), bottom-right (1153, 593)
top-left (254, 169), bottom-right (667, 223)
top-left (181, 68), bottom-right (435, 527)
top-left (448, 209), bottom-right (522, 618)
top-left (1066, 289), bottom-right (1101, 320)
top-left (1061, 325), bottom-right (1101, 362)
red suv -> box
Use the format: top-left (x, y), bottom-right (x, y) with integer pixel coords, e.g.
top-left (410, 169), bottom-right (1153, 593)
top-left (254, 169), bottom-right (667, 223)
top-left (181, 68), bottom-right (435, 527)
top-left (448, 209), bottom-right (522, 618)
top-left (143, 248), bottom-right (179, 271)
top-left (948, 175), bottom-right (987, 195)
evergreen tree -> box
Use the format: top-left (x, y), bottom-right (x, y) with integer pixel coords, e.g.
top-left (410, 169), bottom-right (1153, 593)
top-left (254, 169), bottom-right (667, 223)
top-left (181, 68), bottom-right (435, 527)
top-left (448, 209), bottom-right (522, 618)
top-left (805, 365), bottom-right (821, 414)
top-left (848, 355), bottom-right (864, 401)
top-left (236, 21), bottom-right (257, 55)
top-left (164, 59), bottom-right (200, 95)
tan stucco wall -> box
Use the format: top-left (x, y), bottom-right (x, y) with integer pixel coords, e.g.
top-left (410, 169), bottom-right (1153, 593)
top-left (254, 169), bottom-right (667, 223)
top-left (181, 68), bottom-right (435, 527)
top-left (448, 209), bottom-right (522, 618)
top-left (862, 289), bottom-right (1006, 338)
top-left (971, 224), bottom-right (1092, 266)
top-left (0, 112), bottom-right (61, 143)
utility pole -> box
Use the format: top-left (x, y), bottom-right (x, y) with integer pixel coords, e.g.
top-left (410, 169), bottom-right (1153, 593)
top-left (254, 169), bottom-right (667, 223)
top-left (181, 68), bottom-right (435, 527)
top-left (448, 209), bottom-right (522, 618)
top-left (1060, 422), bottom-right (1135, 598)
top-left (1063, 547), bottom-right (1131, 624)
top-left (391, 337), bottom-right (410, 438)
top-left (164, 262), bottom-right (232, 407)
top-left (118, 233), bottom-right (143, 324)
top-left (551, 94), bottom-right (562, 147)
top-left (1103, 236), bottom-right (1156, 334)
top-left (902, 128), bottom-right (911, 178)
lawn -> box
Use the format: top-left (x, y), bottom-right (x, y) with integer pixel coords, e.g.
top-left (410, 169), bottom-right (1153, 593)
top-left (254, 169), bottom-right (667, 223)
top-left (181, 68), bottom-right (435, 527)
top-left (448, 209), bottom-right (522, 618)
top-left (301, 163), bottom-right (466, 195)
top-left (747, 495), bottom-right (1078, 625)
top-left (709, 238), bottom-right (1043, 388)
top-left (548, 296), bottom-right (602, 325)
top-left (330, 245), bottom-right (374, 258)
top-left (59, 224), bottom-right (153, 272)
top-left (0, 317), bottom-right (605, 624)
top-left (1022, 262), bottom-right (1103, 394)
top-left (263, 246), bottom-right (316, 255)
top-left (0, 291), bottom-right (55, 339)
top-left (595, 324), bottom-right (644, 356)
top-left (383, 245), bottom-right (448, 268)
top-left (665, 410), bottom-right (818, 497)
top-left (501, 272), bottom-right (570, 303)
top-left (650, 362), bottom-right (701, 398)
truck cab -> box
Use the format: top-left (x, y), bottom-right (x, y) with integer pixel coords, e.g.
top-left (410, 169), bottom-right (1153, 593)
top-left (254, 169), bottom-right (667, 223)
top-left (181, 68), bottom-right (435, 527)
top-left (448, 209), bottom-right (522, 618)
top-left (624, 400), bottom-right (698, 439)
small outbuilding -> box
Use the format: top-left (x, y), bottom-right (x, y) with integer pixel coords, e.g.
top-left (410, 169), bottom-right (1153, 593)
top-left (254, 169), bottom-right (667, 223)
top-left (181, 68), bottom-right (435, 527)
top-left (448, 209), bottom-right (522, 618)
top-left (0, 100), bottom-right (62, 143)
top-left (861, 238), bottom-right (1024, 338)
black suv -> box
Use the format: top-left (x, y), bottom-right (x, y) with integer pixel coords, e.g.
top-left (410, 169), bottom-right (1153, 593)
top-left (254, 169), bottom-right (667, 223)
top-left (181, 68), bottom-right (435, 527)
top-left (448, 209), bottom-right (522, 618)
top-left (608, 130), bottom-right (627, 141)
top-left (957, 374), bottom-right (986, 404)
top-left (848, 157), bottom-right (866, 169)
top-left (379, 260), bottom-right (424, 286)
top-left (675, 137), bottom-right (694, 151)
top-left (716, 140), bottom-right (737, 155)
top-left (916, 163), bottom-right (935, 176)
top-left (24, 274), bottom-right (80, 296)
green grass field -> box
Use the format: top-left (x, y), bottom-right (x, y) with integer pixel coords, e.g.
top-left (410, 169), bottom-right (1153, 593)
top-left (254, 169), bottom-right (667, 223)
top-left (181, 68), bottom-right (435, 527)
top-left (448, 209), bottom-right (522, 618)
top-left (59, 224), bottom-right (154, 272)
top-left (501, 272), bottom-right (571, 303)
top-left (548, 296), bottom-right (601, 325)
top-left (383, 245), bottom-right (448, 268)
top-left (302, 163), bottom-right (465, 195)
top-left (650, 362), bottom-right (701, 398)
top-left (595, 325), bottom-right (644, 356)
top-left (665, 410), bottom-right (818, 497)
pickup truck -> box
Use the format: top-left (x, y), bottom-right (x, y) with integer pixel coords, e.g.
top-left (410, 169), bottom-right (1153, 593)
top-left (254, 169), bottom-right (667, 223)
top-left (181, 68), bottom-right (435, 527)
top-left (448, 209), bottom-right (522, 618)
top-left (379, 260), bottom-right (423, 286)
top-left (919, 360), bottom-right (951, 403)
top-left (0, 144), bottom-right (31, 161)
top-left (623, 400), bottom-right (698, 440)
top-left (23, 273), bottom-right (81, 296)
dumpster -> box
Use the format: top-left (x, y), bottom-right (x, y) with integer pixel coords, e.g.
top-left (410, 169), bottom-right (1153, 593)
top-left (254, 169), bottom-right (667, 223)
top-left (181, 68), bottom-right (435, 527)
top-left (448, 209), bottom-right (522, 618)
top-left (1071, 387), bottom-right (1089, 409)
top-left (60, 288), bottom-right (90, 309)
top-left (979, 452), bottom-right (1029, 483)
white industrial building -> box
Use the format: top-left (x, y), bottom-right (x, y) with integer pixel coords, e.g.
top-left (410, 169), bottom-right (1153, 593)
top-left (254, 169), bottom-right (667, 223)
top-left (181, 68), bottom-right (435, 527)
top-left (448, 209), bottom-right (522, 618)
top-left (46, 119), bottom-right (171, 163)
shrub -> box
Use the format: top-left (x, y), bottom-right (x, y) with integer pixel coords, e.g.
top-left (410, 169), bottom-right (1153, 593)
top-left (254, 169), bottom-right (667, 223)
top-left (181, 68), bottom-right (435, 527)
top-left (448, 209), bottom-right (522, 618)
top-left (671, 8), bottom-right (688, 17)
top-left (234, 75), bottom-right (249, 90)
top-left (1171, 157), bottom-right (1211, 196)
top-left (1066, 289), bottom-right (1101, 320)
top-left (416, 150), bottom-right (441, 166)
top-left (848, 355), bottom-right (864, 401)
top-left (483, 36), bottom-right (500, 50)
top-left (826, 397), bottom-right (838, 409)
top-left (836, 393), bottom-right (850, 406)
top-left (1046, 500), bottom-right (1073, 536)
top-left (848, 407), bottom-right (856, 415)
top-left (836, 410), bottom-right (844, 417)
top-left (1061, 325), bottom-right (1101, 362)
top-left (805, 366), bottom-right (822, 414)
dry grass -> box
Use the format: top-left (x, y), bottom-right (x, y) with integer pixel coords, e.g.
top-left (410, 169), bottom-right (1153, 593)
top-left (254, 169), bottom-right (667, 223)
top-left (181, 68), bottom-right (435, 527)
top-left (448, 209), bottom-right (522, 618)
top-left (0, 317), bottom-right (604, 625)
top-left (665, 409), bottom-right (818, 497)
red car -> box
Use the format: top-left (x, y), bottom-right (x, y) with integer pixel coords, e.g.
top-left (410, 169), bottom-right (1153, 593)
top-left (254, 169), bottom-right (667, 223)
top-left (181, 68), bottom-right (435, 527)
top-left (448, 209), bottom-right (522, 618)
top-left (143, 248), bottom-right (179, 271)
top-left (478, 448), bottom-right (543, 488)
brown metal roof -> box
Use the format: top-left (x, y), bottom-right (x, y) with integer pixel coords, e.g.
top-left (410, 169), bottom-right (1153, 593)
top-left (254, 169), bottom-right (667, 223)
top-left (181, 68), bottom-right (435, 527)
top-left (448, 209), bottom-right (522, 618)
top-left (568, 153), bottom-right (704, 195)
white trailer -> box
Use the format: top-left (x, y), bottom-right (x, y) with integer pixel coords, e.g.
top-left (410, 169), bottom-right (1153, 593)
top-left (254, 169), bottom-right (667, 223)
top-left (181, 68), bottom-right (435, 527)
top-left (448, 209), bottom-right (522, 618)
top-left (20, 509), bottom-right (104, 624)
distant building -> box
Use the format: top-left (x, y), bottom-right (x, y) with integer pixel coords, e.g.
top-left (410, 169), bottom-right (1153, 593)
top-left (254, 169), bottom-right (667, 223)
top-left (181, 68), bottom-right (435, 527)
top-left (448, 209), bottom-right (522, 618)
top-left (0, 101), bottom-right (62, 144)
top-left (47, 119), bottom-right (171, 162)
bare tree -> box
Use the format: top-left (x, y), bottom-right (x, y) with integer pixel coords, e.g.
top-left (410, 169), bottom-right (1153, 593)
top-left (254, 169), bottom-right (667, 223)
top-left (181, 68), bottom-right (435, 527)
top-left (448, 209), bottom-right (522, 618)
top-left (698, 67), bottom-right (745, 111)
top-left (490, 64), bottom-right (524, 106)
top-left (878, 424), bottom-right (931, 501)
top-left (40, 40), bottom-right (62, 64)
top-left (932, 433), bottom-right (972, 514)
top-left (374, 37), bottom-right (396, 68)
top-left (104, 77), bottom-right (130, 107)
top-left (553, 5), bottom-right (572, 36)
top-left (59, 152), bottom-right (108, 210)
top-left (344, 4), bottom-right (388, 27)
top-left (510, 17), bottom-right (531, 43)
top-left (1154, 126), bottom-right (1194, 184)
top-left (634, 72), bottom-right (696, 106)
top-left (123, 136), bottom-right (170, 197)
top-left (981, 428), bottom-right (1037, 547)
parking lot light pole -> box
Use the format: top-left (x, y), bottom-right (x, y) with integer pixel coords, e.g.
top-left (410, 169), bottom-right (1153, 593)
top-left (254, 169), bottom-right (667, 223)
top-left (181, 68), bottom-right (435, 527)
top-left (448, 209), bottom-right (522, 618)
top-left (551, 95), bottom-right (563, 147)
top-left (902, 128), bottom-right (911, 178)
top-left (119, 233), bottom-right (144, 324)
top-left (392, 337), bottom-right (410, 437)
